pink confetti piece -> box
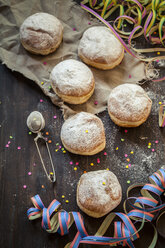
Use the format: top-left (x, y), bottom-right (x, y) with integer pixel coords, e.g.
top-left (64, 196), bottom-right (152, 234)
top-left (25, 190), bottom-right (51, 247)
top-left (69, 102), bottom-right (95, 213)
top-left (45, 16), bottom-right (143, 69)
top-left (40, 99), bottom-right (43, 102)
top-left (72, 28), bottom-right (76, 31)
top-left (104, 152), bottom-right (107, 155)
top-left (43, 61), bottom-right (47, 65)
top-left (129, 164), bottom-right (131, 167)
top-left (59, 146), bottom-right (62, 149)
top-left (5, 144), bottom-right (9, 148)
top-left (156, 60), bottom-right (159, 62)
top-left (17, 146), bottom-right (21, 150)
top-left (152, 149), bottom-right (155, 152)
top-left (8, 141), bottom-right (11, 144)
top-left (129, 75), bottom-right (132, 78)
top-left (28, 172), bottom-right (32, 176)
top-left (94, 101), bottom-right (98, 105)
top-left (97, 158), bottom-right (100, 163)
top-left (124, 129), bottom-right (128, 133)
top-left (125, 154), bottom-right (128, 157)
top-left (70, 161), bottom-right (73, 165)
top-left (88, 22), bottom-right (91, 25)
top-left (53, 115), bottom-right (57, 119)
top-left (33, 163), bottom-right (36, 167)
top-left (23, 185), bottom-right (27, 189)
top-left (76, 162), bottom-right (79, 165)
top-left (155, 140), bottom-right (159, 144)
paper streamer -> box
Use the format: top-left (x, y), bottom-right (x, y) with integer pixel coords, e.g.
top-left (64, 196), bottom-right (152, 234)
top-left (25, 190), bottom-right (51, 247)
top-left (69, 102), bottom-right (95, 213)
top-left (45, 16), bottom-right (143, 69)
top-left (27, 167), bottom-right (165, 248)
top-left (80, 0), bottom-right (165, 82)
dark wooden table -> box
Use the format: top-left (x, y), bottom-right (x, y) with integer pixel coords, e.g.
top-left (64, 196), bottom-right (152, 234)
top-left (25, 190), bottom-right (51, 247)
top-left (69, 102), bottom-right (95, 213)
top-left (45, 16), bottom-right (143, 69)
top-left (0, 1), bottom-right (165, 248)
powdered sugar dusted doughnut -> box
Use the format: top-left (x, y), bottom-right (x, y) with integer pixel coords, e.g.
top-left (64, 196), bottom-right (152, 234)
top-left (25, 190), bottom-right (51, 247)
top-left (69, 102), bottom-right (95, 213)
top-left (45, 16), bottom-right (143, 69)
top-left (20, 13), bottom-right (63, 55)
top-left (50, 59), bottom-right (95, 104)
top-left (77, 170), bottom-right (122, 218)
top-left (60, 112), bottom-right (106, 155)
top-left (108, 84), bottom-right (152, 127)
top-left (78, 26), bottom-right (124, 70)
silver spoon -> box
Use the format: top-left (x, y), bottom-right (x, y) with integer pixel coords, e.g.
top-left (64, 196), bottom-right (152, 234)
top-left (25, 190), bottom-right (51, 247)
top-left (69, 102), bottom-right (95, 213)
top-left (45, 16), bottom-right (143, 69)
top-left (27, 111), bottom-right (56, 183)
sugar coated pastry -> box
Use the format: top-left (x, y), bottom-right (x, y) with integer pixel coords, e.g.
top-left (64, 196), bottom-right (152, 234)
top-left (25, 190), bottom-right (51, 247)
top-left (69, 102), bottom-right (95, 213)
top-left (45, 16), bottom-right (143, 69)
top-left (50, 59), bottom-right (95, 104)
top-left (60, 112), bottom-right (106, 155)
top-left (107, 84), bottom-right (152, 127)
top-left (77, 170), bottom-right (122, 218)
top-left (20, 13), bottom-right (63, 55)
top-left (78, 26), bottom-right (124, 70)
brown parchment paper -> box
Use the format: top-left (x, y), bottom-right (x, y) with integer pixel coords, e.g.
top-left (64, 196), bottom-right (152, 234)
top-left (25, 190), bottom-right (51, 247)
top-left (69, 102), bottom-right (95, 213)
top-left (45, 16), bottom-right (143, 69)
top-left (0, 0), bottom-right (151, 119)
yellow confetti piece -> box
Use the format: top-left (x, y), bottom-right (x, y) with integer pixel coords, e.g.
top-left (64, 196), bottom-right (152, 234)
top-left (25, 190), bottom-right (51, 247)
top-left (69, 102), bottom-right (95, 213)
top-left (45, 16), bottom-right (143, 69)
top-left (85, 130), bottom-right (88, 133)
top-left (159, 102), bottom-right (162, 105)
top-left (157, 52), bottom-right (160, 55)
top-left (50, 172), bottom-right (54, 175)
top-left (55, 149), bottom-right (58, 152)
top-left (90, 163), bottom-right (94, 166)
top-left (126, 165), bottom-right (129, 168)
top-left (62, 195), bottom-right (65, 198)
top-left (148, 142), bottom-right (151, 146)
top-left (63, 150), bottom-right (66, 153)
top-left (102, 182), bottom-right (106, 185)
top-left (74, 167), bottom-right (77, 171)
top-left (116, 147), bottom-right (118, 150)
top-left (130, 151), bottom-right (134, 154)
top-left (106, 168), bottom-right (109, 171)
top-left (41, 82), bottom-right (44, 85)
top-left (65, 200), bottom-right (69, 203)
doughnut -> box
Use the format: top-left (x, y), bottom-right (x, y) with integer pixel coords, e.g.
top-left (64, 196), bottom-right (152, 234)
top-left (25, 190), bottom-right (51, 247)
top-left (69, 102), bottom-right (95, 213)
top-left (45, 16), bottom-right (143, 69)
top-left (107, 84), bottom-right (152, 127)
top-left (60, 112), bottom-right (106, 155)
top-left (20, 13), bottom-right (63, 55)
top-left (77, 170), bottom-right (122, 218)
top-left (78, 26), bottom-right (124, 70)
top-left (50, 59), bottom-right (95, 104)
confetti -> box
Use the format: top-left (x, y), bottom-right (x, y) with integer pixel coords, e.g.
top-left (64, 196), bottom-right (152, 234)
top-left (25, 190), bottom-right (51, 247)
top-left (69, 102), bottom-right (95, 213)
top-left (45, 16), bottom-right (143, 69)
top-left (90, 163), bottom-right (94, 166)
top-left (17, 146), bottom-right (21, 150)
top-left (84, 171), bottom-right (87, 173)
top-left (56, 143), bottom-right (59, 146)
top-left (70, 161), bottom-right (73, 165)
top-left (65, 200), bottom-right (69, 203)
top-left (76, 162), bottom-right (79, 165)
top-left (124, 129), bottom-right (128, 133)
top-left (49, 86), bottom-right (52, 89)
top-left (121, 138), bottom-right (124, 141)
top-left (23, 185), bottom-right (27, 189)
top-left (88, 22), bottom-right (91, 25)
top-left (40, 99), bottom-right (43, 102)
top-left (10, 136), bottom-right (13, 139)
top-left (125, 154), bottom-right (128, 158)
top-left (157, 52), bottom-right (160, 55)
top-left (159, 102), bottom-right (162, 105)
top-left (5, 144), bottom-right (9, 148)
top-left (33, 163), bottom-right (36, 167)
top-left (148, 142), bottom-right (151, 146)
top-left (148, 146), bottom-right (151, 148)
top-left (155, 140), bottom-right (159, 144)
top-left (126, 165), bottom-right (129, 168)
top-left (152, 149), bottom-right (155, 152)
top-left (127, 180), bottom-right (131, 184)
top-left (53, 115), bottom-right (57, 119)
top-left (124, 24), bottom-right (127, 27)
top-left (116, 147), bottom-right (119, 150)
top-left (41, 82), bottom-right (44, 85)
top-left (42, 185), bottom-right (45, 188)
top-left (85, 130), bottom-right (88, 133)
top-left (55, 149), bottom-right (58, 152)
top-left (128, 164), bottom-right (131, 167)
top-left (29, 132), bottom-right (32, 135)
top-left (62, 195), bottom-right (65, 198)
top-left (63, 150), bottom-right (66, 153)
top-left (74, 167), bottom-right (77, 171)
top-left (106, 168), bottom-right (109, 171)
top-left (72, 28), bottom-right (76, 31)
top-left (94, 101), bottom-right (98, 105)
top-left (61, 148), bottom-right (64, 151)
top-left (46, 132), bottom-right (49, 135)
top-left (48, 140), bottom-right (52, 144)
top-left (28, 172), bottom-right (32, 176)
top-left (130, 151), bottom-right (134, 154)
top-left (59, 146), bottom-right (62, 149)
top-left (126, 158), bottom-right (130, 162)
top-left (102, 182), bottom-right (106, 185)
top-left (97, 158), bottom-right (100, 163)
top-left (50, 172), bottom-right (54, 175)
top-left (43, 61), bottom-right (47, 65)
top-left (104, 152), bottom-right (107, 155)
top-left (129, 74), bottom-right (132, 78)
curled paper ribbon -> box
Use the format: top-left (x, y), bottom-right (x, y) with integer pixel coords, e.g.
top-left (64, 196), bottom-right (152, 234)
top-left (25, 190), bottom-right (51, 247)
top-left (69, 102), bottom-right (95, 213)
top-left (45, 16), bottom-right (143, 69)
top-left (81, 1), bottom-right (165, 82)
top-left (159, 103), bottom-right (165, 127)
top-left (27, 168), bottom-right (165, 248)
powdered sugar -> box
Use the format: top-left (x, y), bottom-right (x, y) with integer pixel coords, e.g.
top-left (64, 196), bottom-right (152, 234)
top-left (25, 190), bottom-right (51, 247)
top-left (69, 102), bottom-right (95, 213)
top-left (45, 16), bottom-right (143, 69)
top-left (61, 112), bottom-right (105, 152)
top-left (50, 59), bottom-right (94, 96)
top-left (77, 170), bottom-right (122, 212)
top-left (78, 26), bottom-right (124, 64)
top-left (108, 84), bottom-right (152, 121)
top-left (20, 13), bottom-right (63, 49)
